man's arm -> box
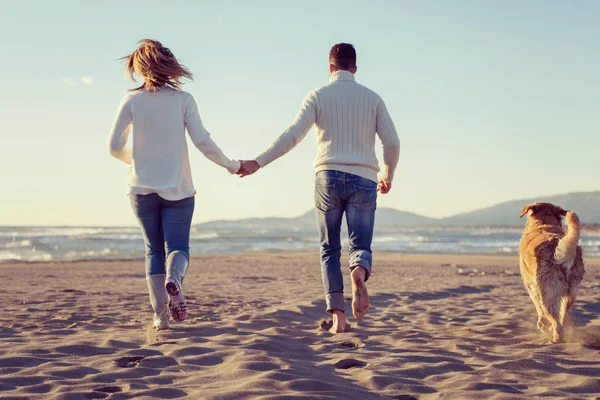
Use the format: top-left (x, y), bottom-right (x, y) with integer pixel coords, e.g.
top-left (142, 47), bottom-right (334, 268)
top-left (254, 92), bottom-right (317, 168)
top-left (107, 95), bottom-right (134, 164)
top-left (376, 98), bottom-right (400, 188)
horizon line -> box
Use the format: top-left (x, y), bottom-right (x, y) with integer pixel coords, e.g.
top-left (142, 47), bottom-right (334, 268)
top-left (2, 189), bottom-right (598, 228)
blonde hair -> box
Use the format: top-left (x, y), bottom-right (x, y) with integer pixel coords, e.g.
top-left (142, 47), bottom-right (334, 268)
top-left (122, 39), bottom-right (193, 91)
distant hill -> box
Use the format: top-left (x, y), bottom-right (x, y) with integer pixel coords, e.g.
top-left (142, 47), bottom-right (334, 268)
top-left (294, 208), bottom-right (437, 227)
top-left (198, 208), bottom-right (435, 229)
top-left (375, 208), bottom-right (438, 226)
top-left (440, 191), bottom-right (600, 226)
top-left (197, 216), bottom-right (311, 230)
top-left (196, 191), bottom-right (600, 228)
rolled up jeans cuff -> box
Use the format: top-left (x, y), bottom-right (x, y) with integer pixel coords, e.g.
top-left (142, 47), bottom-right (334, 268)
top-left (326, 292), bottom-right (345, 313)
top-left (349, 261), bottom-right (372, 282)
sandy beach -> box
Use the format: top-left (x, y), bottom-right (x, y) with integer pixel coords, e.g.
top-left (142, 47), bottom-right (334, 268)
top-left (1, 252), bottom-right (599, 399)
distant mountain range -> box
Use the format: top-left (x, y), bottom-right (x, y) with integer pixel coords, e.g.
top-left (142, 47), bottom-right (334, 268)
top-left (198, 191), bottom-right (600, 228)
top-left (438, 191), bottom-right (600, 226)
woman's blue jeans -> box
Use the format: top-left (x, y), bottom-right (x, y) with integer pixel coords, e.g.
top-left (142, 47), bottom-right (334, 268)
top-left (130, 194), bottom-right (195, 276)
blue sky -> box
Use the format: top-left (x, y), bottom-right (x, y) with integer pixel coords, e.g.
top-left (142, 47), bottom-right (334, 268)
top-left (1, 0), bottom-right (598, 226)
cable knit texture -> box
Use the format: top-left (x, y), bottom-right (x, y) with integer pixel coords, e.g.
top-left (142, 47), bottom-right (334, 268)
top-left (108, 88), bottom-right (240, 200)
top-left (255, 70), bottom-right (400, 183)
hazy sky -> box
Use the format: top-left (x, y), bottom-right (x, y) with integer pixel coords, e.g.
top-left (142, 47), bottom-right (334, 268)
top-left (1, 0), bottom-right (598, 226)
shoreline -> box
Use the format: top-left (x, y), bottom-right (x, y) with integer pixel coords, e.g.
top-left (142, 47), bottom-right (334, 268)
top-left (1, 250), bottom-right (599, 266)
top-left (2, 223), bottom-right (599, 231)
top-left (3, 225), bottom-right (599, 264)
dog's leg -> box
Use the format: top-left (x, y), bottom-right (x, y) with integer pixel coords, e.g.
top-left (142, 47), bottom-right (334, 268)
top-left (540, 287), bottom-right (563, 343)
top-left (561, 262), bottom-right (583, 328)
top-left (526, 283), bottom-right (548, 331)
top-left (559, 295), bottom-right (574, 327)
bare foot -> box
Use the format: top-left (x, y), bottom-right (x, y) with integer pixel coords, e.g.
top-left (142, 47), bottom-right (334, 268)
top-left (351, 267), bottom-right (369, 319)
top-left (329, 310), bottom-right (349, 334)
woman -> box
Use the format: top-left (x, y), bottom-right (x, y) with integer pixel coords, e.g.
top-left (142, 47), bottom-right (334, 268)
top-left (108, 39), bottom-right (240, 330)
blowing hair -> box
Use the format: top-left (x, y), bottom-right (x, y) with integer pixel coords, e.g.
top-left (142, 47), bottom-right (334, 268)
top-left (122, 39), bottom-right (193, 91)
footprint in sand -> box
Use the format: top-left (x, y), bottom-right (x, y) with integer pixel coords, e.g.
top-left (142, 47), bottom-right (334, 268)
top-left (318, 319), bottom-right (333, 331)
top-left (340, 340), bottom-right (364, 348)
top-left (114, 356), bottom-right (146, 368)
top-left (94, 386), bottom-right (123, 393)
top-left (334, 358), bottom-right (367, 369)
top-left (85, 393), bottom-right (108, 399)
top-left (318, 319), bottom-right (353, 332)
top-left (61, 289), bottom-right (87, 294)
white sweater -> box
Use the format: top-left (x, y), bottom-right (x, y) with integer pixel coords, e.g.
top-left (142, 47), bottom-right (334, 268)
top-left (255, 70), bottom-right (400, 183)
top-left (108, 88), bottom-right (240, 200)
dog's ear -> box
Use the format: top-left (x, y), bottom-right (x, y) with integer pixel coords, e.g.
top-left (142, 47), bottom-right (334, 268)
top-left (520, 204), bottom-right (536, 218)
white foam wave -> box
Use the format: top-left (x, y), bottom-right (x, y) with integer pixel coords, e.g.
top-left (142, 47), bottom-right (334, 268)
top-left (191, 232), bottom-right (220, 240)
top-left (0, 251), bottom-right (22, 261)
top-left (0, 251), bottom-right (52, 262)
top-left (29, 253), bottom-right (53, 262)
top-left (581, 240), bottom-right (600, 246)
top-left (373, 235), bottom-right (417, 243)
top-left (66, 249), bottom-right (113, 258)
top-left (80, 234), bottom-right (141, 241)
top-left (458, 241), bottom-right (518, 248)
top-left (3, 240), bottom-right (32, 248)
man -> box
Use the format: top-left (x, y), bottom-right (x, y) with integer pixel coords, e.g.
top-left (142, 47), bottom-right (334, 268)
top-left (238, 43), bottom-right (400, 333)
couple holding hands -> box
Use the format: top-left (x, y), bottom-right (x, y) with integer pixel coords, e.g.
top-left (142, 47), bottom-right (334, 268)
top-left (109, 40), bottom-right (400, 333)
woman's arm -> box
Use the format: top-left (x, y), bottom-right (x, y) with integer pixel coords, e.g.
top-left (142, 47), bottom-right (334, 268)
top-left (107, 95), bottom-right (134, 164)
top-left (184, 94), bottom-right (240, 174)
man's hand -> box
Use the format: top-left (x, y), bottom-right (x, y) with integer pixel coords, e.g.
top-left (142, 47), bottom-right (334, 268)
top-left (237, 160), bottom-right (261, 177)
top-left (377, 179), bottom-right (391, 194)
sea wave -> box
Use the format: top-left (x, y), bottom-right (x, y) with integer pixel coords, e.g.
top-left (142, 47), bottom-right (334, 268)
top-left (457, 241), bottom-right (518, 248)
top-left (2, 240), bottom-right (33, 249)
top-left (1, 226), bottom-right (598, 262)
top-left (0, 250), bottom-right (53, 262)
top-left (0, 251), bottom-right (22, 261)
top-left (191, 232), bottom-right (220, 240)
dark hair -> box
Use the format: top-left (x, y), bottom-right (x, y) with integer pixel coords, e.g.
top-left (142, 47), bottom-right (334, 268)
top-left (329, 43), bottom-right (356, 70)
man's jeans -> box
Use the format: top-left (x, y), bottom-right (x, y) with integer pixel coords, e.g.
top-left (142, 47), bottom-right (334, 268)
top-left (315, 170), bottom-right (377, 312)
top-left (130, 194), bottom-right (195, 276)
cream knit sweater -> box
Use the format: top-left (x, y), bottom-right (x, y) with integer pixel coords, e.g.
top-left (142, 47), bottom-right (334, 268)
top-left (255, 70), bottom-right (400, 183)
top-left (108, 88), bottom-right (240, 200)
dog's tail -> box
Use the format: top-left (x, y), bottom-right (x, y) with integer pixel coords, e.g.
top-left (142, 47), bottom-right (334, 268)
top-left (554, 211), bottom-right (581, 269)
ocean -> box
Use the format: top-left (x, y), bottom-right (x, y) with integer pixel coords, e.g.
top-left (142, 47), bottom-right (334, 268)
top-left (1, 225), bottom-right (599, 263)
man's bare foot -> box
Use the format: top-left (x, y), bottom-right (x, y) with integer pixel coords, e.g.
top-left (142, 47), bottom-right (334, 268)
top-left (329, 310), bottom-right (349, 334)
top-left (351, 267), bottom-right (369, 319)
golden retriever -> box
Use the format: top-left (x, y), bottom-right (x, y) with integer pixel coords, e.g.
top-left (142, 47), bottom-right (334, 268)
top-left (519, 202), bottom-right (585, 343)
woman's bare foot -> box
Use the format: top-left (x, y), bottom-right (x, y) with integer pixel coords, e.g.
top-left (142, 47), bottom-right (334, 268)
top-left (351, 267), bottom-right (369, 319)
top-left (329, 310), bottom-right (349, 333)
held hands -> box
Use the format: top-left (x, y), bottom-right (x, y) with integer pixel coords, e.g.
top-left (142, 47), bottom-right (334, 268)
top-left (377, 179), bottom-right (392, 194)
top-left (236, 160), bottom-right (261, 177)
